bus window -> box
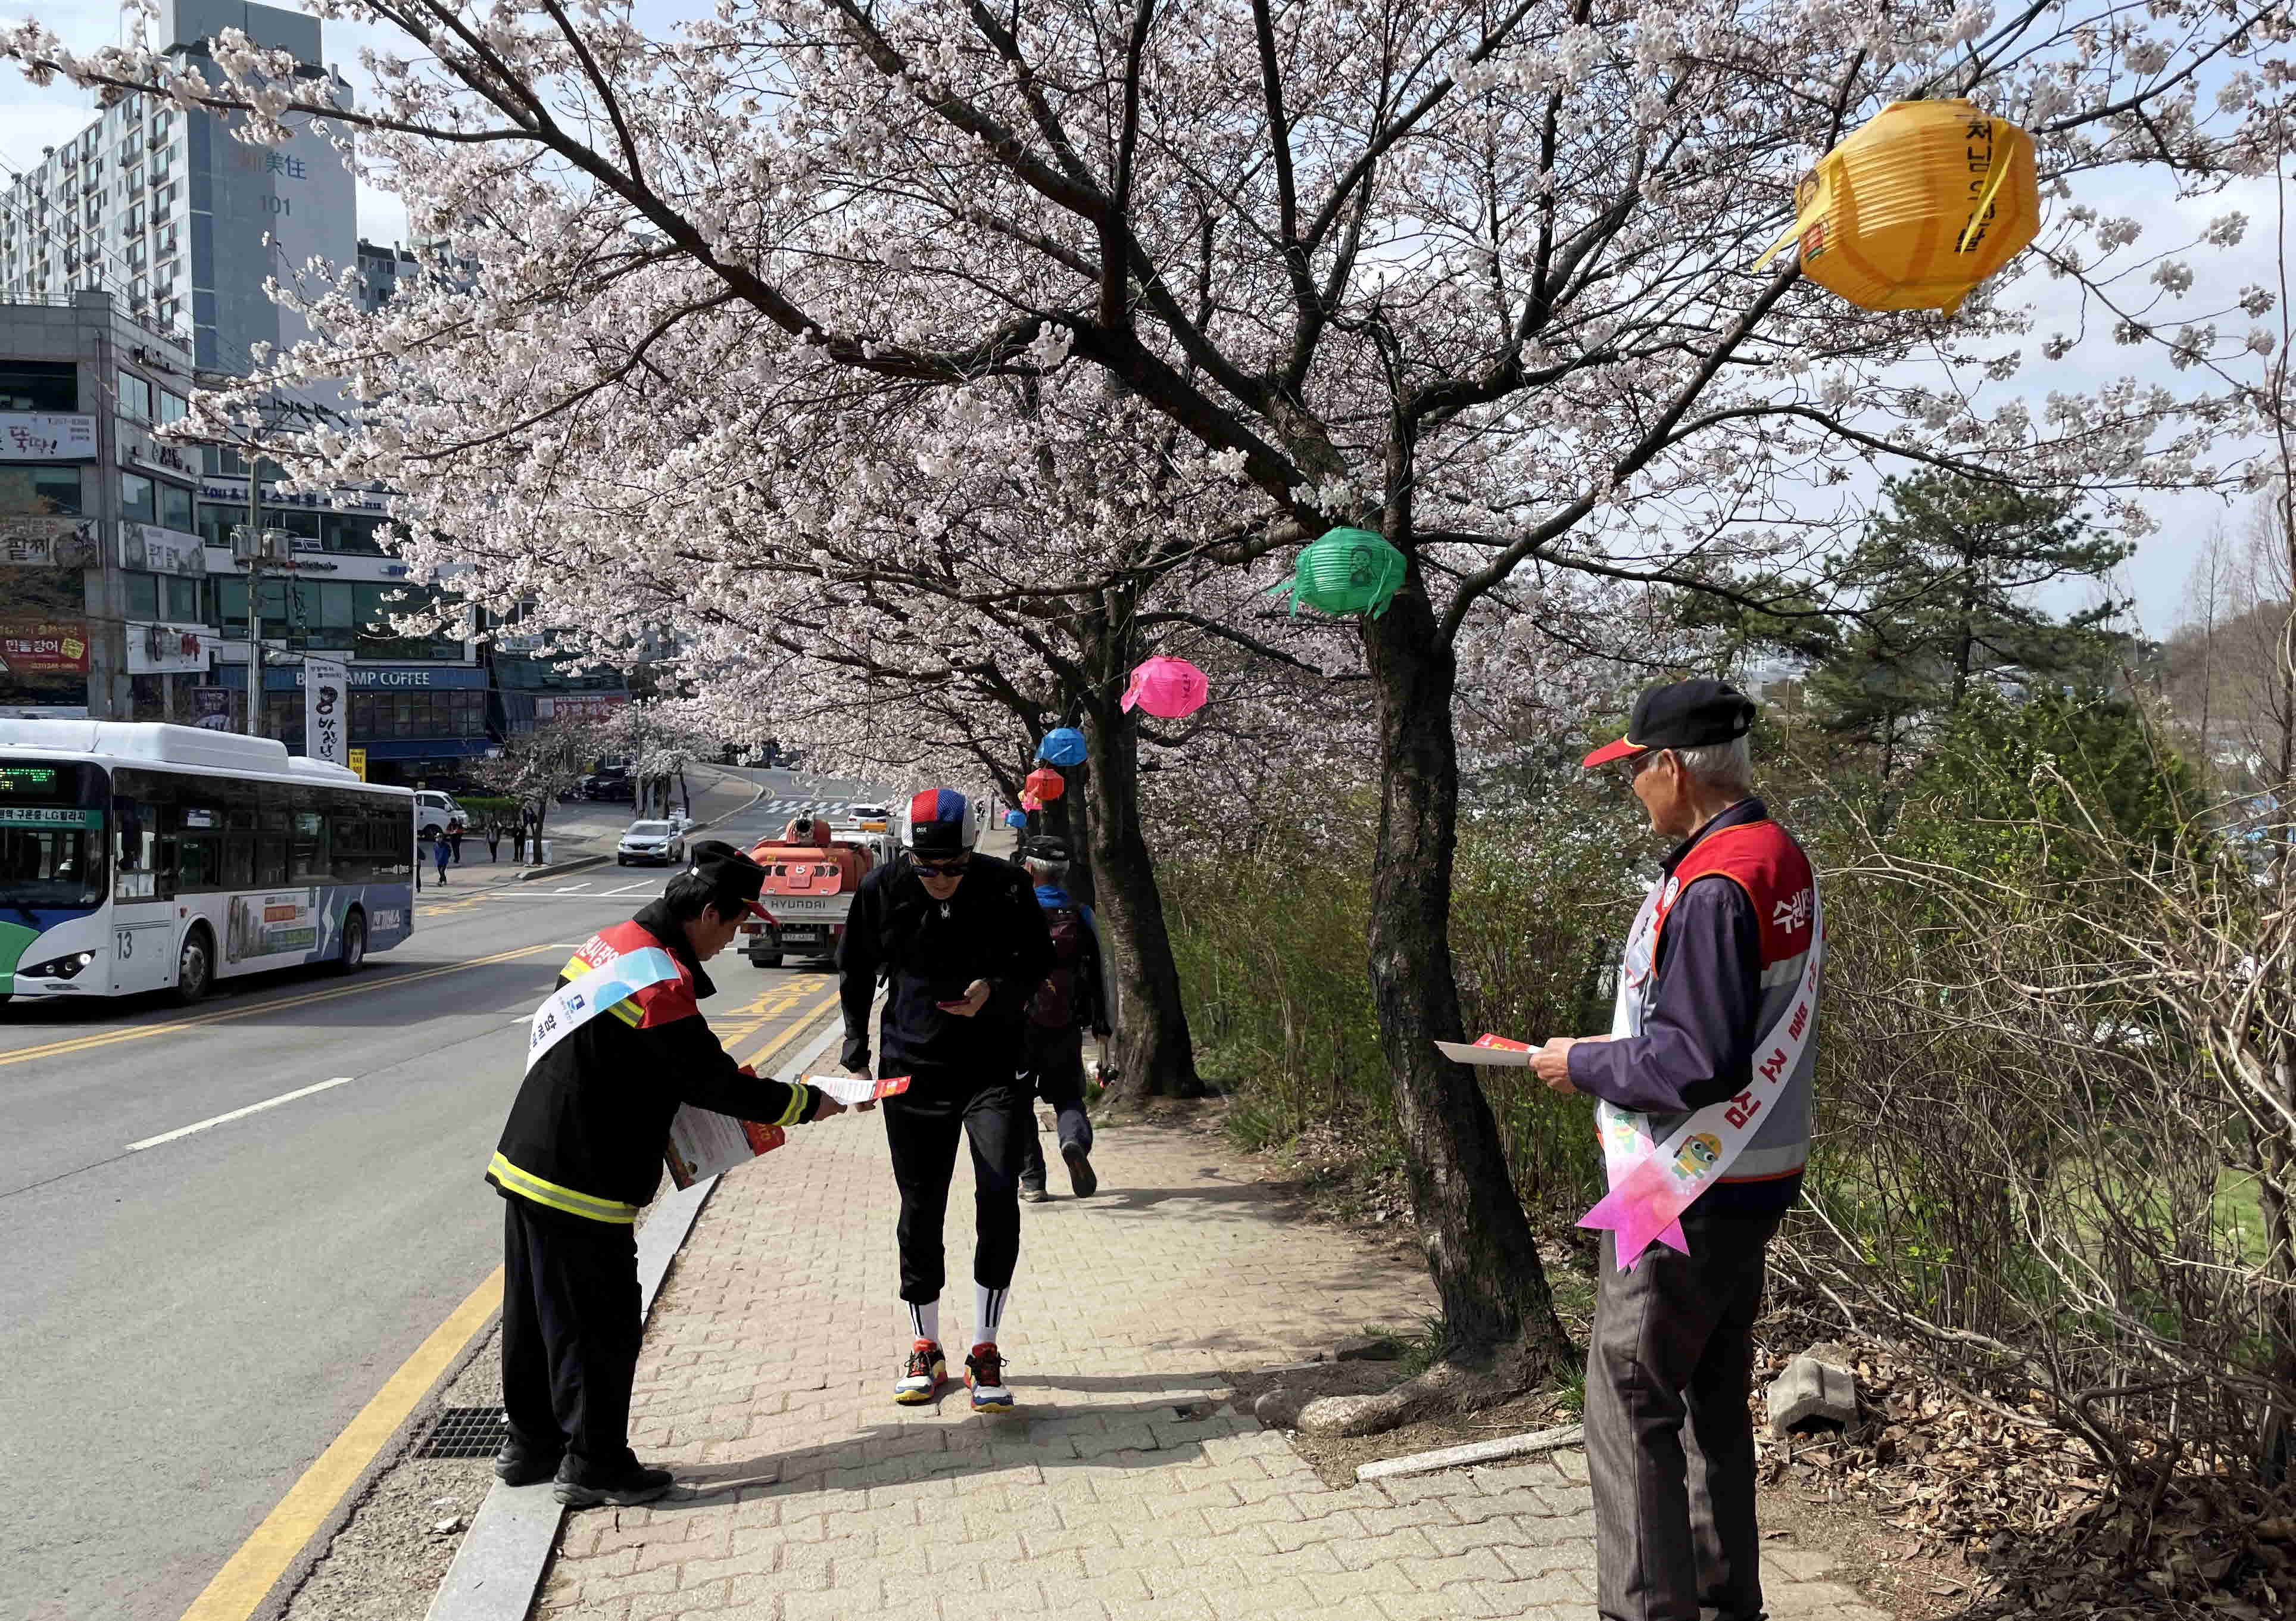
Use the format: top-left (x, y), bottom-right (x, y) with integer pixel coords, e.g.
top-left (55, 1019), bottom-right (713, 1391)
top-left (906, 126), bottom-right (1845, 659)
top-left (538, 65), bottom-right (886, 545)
top-left (177, 836), bottom-right (218, 892)
top-left (290, 807), bottom-right (328, 882)
top-left (113, 794), bottom-right (173, 902)
top-left (257, 836), bottom-right (288, 888)
top-left (223, 833), bottom-right (254, 889)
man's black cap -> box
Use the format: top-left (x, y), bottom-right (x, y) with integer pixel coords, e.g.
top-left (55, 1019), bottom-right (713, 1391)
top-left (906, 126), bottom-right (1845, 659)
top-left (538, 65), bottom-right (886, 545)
top-left (1581, 678), bottom-right (1757, 767)
top-left (1026, 838), bottom-right (1073, 864)
top-left (685, 838), bottom-right (773, 921)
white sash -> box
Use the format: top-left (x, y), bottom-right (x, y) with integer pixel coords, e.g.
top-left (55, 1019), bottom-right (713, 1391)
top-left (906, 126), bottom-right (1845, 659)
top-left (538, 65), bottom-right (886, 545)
top-left (525, 946), bottom-right (681, 1073)
top-left (1582, 875), bottom-right (1822, 1269)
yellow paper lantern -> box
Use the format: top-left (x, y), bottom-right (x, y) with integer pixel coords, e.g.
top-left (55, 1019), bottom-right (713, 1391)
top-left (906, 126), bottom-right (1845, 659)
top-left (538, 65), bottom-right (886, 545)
top-left (1757, 99), bottom-right (2041, 317)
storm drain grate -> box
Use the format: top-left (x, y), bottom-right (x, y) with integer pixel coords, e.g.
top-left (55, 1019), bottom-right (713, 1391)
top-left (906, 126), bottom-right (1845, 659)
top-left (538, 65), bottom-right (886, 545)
top-left (414, 1405), bottom-right (508, 1460)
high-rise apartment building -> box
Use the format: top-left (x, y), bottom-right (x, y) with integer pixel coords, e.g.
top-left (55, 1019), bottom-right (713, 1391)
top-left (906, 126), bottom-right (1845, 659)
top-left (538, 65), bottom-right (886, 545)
top-left (0, 1), bottom-right (357, 375)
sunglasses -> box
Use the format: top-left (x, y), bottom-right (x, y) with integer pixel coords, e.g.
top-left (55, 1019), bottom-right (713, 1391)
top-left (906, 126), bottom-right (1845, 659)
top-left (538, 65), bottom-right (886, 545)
top-left (912, 855), bottom-right (969, 875)
top-left (1620, 749), bottom-right (1668, 783)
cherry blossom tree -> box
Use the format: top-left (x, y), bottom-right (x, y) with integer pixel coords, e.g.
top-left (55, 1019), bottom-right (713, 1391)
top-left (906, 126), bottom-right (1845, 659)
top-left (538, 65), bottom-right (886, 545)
top-left (16, 0), bottom-right (2292, 1413)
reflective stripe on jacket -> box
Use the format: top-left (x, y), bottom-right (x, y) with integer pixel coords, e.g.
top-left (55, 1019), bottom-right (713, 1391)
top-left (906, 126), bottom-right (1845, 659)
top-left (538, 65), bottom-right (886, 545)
top-left (487, 901), bottom-right (815, 1225)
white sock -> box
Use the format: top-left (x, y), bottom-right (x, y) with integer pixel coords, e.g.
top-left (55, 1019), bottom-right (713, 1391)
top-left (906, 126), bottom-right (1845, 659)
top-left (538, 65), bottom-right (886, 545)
top-left (973, 1282), bottom-right (1009, 1349)
top-left (904, 1299), bottom-right (939, 1346)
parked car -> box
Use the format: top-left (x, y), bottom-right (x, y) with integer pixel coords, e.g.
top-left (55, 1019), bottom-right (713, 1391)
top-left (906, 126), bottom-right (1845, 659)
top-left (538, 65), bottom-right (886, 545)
top-left (616, 819), bottom-right (686, 866)
top-left (413, 789), bottom-right (466, 839)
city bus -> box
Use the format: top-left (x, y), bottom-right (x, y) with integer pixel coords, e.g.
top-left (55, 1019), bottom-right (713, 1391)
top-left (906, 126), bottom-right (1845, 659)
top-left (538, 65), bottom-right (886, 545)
top-left (0, 719), bottom-right (416, 1005)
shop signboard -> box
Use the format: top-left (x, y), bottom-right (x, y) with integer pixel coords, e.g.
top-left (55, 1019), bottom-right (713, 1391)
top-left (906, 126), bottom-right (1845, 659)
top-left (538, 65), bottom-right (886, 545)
top-left (120, 426), bottom-right (199, 479)
top-left (304, 656), bottom-right (349, 768)
top-left (0, 516), bottom-right (102, 569)
top-left (535, 694), bottom-right (629, 724)
top-left (0, 620), bottom-right (91, 675)
top-left (347, 747), bottom-right (367, 781)
top-left (190, 686), bottom-right (235, 731)
top-left (127, 621), bottom-right (208, 675)
top-left (118, 521), bottom-right (208, 577)
top-left (0, 413), bottom-right (97, 460)
top-left (197, 477), bottom-right (392, 517)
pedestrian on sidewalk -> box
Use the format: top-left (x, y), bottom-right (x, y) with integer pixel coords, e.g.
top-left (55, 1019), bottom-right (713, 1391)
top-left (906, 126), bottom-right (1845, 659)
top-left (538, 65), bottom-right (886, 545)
top-left (432, 825), bottom-right (451, 884)
top-left (486, 817), bottom-right (503, 862)
top-left (511, 812), bottom-right (528, 864)
top-left (448, 817), bottom-right (465, 865)
top-left (1015, 843), bottom-right (1108, 1202)
top-left (1530, 679), bottom-right (1820, 1621)
top-left (836, 789), bottom-right (1055, 1415)
top-left (487, 841), bottom-right (846, 1508)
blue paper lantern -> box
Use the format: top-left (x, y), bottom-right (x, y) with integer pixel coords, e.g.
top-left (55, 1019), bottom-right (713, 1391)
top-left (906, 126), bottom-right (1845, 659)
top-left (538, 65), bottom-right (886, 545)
top-left (1004, 809), bottom-right (1027, 829)
top-left (1038, 727), bottom-right (1087, 766)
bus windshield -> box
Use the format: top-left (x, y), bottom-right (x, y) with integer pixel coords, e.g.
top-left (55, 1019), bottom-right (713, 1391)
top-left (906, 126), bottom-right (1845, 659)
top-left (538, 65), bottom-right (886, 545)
top-left (0, 760), bottom-right (108, 910)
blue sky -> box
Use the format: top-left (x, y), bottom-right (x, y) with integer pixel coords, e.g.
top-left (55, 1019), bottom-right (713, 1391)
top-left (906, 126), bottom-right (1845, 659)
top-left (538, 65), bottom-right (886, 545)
top-left (4, 0), bottom-right (2284, 638)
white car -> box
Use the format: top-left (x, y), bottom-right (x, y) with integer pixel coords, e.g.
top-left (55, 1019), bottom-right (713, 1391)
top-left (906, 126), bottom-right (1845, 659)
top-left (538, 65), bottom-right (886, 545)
top-left (616, 819), bottom-right (687, 866)
top-left (413, 789), bottom-right (465, 839)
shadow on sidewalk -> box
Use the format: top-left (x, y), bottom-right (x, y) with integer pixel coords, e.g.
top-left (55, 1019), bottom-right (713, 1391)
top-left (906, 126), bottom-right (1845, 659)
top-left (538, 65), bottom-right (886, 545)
top-left (651, 1394), bottom-right (1255, 1513)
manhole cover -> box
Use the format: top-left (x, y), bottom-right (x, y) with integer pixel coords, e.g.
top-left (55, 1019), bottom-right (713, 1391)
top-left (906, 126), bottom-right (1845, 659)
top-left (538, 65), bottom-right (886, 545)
top-left (415, 1405), bottom-right (507, 1460)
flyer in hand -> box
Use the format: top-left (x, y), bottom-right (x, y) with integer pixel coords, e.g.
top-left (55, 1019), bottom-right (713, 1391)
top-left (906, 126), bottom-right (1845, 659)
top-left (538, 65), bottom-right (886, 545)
top-left (803, 1072), bottom-right (913, 1107)
top-left (1433, 1033), bottom-right (1536, 1067)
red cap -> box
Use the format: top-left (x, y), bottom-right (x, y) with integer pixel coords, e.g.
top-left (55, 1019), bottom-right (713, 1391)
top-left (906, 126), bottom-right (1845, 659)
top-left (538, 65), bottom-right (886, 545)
top-left (1580, 735), bottom-right (1649, 767)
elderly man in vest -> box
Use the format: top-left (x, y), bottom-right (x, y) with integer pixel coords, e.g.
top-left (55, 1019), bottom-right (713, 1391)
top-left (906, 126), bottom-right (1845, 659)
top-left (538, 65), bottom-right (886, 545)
top-left (1531, 678), bottom-right (1818, 1621)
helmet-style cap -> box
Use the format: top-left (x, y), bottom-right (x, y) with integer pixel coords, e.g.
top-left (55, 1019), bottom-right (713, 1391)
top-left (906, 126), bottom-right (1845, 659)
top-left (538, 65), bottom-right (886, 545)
top-left (684, 839), bottom-right (773, 921)
top-left (1581, 678), bottom-right (1757, 767)
top-left (903, 788), bottom-right (977, 856)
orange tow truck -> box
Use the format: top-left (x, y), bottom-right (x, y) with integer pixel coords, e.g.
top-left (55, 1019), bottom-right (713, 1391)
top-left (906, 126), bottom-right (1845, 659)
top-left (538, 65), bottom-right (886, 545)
top-left (740, 814), bottom-right (891, 967)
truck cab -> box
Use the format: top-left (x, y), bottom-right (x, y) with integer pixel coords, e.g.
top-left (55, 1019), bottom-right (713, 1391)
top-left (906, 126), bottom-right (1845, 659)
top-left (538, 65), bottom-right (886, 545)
top-left (741, 816), bottom-right (882, 967)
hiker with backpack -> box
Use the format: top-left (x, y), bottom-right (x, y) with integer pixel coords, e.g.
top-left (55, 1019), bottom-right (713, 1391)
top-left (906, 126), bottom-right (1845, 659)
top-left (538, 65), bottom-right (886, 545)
top-left (1016, 844), bottom-right (1110, 1202)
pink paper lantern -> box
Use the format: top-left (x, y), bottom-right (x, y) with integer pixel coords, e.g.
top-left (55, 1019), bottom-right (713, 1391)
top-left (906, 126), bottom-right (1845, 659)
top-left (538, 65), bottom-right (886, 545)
top-left (1121, 655), bottom-right (1209, 719)
top-left (1019, 792), bottom-right (1043, 812)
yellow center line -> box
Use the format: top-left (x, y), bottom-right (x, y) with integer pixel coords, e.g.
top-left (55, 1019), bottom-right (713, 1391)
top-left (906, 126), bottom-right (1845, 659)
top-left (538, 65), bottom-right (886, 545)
top-left (732, 984), bottom-right (845, 1075)
top-left (177, 1267), bottom-right (504, 1621)
top-left (0, 943), bottom-right (563, 1070)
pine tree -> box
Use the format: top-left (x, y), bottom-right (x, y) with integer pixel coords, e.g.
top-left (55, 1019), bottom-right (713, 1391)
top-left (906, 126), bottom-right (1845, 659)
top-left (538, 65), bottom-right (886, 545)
top-left (1809, 472), bottom-right (2131, 763)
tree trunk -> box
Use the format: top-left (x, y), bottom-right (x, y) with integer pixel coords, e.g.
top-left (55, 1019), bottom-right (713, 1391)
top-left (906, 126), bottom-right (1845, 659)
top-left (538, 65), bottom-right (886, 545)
top-left (1080, 684), bottom-right (1200, 1099)
top-left (1359, 567), bottom-right (1568, 1361)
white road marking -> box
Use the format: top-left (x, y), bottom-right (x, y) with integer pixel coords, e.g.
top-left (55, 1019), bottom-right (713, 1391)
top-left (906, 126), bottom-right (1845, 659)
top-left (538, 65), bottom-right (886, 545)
top-left (607, 881), bottom-right (656, 895)
top-left (126, 1077), bottom-right (356, 1152)
top-left (550, 886), bottom-right (591, 894)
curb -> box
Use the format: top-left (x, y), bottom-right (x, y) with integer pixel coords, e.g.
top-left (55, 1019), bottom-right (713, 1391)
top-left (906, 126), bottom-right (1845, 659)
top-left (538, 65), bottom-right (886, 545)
top-left (235, 1289), bottom-right (507, 1621)
top-left (423, 1005), bottom-right (851, 1621)
top-left (1353, 1422), bottom-right (1585, 1483)
top-left (514, 854), bottom-right (609, 884)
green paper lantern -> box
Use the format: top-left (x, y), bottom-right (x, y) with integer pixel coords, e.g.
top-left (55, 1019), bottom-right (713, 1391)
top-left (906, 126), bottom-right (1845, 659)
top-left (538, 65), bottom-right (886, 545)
top-left (1271, 526), bottom-right (1406, 618)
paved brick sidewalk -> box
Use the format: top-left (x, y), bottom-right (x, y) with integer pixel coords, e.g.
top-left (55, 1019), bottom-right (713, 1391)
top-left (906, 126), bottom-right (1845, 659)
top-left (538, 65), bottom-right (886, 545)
top-left (533, 1106), bottom-right (1891, 1621)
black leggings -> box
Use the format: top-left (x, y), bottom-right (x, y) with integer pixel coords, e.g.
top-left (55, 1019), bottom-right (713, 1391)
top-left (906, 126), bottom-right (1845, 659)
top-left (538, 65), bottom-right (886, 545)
top-left (882, 1076), bottom-right (1027, 1302)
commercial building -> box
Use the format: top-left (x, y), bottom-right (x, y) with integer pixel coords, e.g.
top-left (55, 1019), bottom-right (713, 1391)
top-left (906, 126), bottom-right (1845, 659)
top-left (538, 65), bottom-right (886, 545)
top-left (0, 289), bottom-right (492, 781)
top-left (0, 0), bottom-right (357, 373)
top-left (0, 291), bottom-right (207, 724)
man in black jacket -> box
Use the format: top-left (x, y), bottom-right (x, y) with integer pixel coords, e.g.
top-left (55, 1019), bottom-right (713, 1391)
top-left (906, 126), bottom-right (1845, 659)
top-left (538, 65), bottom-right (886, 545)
top-left (487, 841), bottom-right (844, 1506)
top-left (837, 788), bottom-right (1055, 1414)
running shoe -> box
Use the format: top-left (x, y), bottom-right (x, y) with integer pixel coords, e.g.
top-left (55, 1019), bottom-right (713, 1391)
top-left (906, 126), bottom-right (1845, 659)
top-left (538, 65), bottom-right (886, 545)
top-left (966, 1343), bottom-right (1014, 1414)
top-left (894, 1339), bottom-right (947, 1405)
top-left (1019, 1180), bottom-right (1050, 1204)
top-left (1062, 1142), bottom-right (1099, 1199)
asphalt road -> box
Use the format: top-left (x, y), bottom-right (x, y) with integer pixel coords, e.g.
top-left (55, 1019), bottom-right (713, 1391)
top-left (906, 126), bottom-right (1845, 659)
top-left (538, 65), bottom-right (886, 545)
top-left (0, 768), bottom-right (895, 1621)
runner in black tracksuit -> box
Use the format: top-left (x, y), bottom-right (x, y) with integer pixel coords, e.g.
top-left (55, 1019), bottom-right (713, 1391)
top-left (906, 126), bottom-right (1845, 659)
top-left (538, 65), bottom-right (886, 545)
top-left (835, 788), bottom-right (1054, 1413)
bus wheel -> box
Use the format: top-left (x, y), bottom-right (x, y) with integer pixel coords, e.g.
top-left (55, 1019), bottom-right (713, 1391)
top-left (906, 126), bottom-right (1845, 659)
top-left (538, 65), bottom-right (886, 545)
top-left (173, 925), bottom-right (214, 1005)
top-left (335, 909), bottom-right (367, 975)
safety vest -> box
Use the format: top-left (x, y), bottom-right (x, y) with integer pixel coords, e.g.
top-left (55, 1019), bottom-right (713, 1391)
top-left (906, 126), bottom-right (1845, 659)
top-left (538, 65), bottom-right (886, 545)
top-left (1608, 817), bottom-right (1818, 1191)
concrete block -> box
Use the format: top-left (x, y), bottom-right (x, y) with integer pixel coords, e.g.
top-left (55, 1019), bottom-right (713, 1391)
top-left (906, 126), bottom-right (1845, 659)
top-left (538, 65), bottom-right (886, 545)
top-left (1765, 1354), bottom-right (1858, 1436)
